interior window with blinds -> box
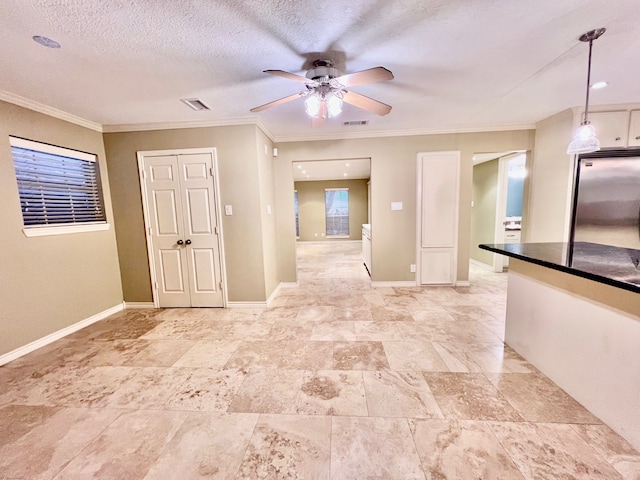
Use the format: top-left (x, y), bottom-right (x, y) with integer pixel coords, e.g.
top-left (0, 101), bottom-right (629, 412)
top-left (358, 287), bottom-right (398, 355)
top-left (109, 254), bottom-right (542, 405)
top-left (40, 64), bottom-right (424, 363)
top-left (10, 137), bottom-right (106, 233)
top-left (325, 188), bottom-right (349, 237)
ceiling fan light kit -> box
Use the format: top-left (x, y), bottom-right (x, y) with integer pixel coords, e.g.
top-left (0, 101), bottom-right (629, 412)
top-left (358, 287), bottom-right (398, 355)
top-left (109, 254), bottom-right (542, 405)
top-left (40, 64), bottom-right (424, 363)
top-left (250, 59), bottom-right (394, 126)
top-left (567, 27), bottom-right (606, 155)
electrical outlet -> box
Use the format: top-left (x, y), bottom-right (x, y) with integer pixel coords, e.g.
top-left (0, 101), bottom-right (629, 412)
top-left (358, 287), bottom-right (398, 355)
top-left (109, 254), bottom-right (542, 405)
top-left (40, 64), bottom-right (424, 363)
top-left (410, 264), bottom-right (416, 273)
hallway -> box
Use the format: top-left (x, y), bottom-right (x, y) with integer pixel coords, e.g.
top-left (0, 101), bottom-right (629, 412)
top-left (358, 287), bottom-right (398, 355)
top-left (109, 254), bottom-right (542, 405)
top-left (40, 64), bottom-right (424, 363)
top-left (0, 242), bottom-right (638, 478)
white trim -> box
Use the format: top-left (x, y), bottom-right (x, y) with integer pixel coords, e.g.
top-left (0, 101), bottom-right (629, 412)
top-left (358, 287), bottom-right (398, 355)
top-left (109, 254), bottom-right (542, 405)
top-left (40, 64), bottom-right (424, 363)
top-left (0, 304), bottom-right (123, 366)
top-left (455, 281), bottom-right (471, 287)
top-left (102, 117), bottom-right (275, 141)
top-left (296, 240), bottom-right (361, 244)
top-left (23, 222), bottom-right (110, 237)
top-left (226, 301), bottom-right (267, 308)
top-left (0, 89), bottom-right (533, 144)
top-left (124, 302), bottom-right (155, 309)
top-left (493, 155), bottom-right (510, 272)
top-left (273, 124), bottom-right (535, 143)
top-left (138, 148), bottom-right (227, 308)
top-left (470, 258), bottom-right (494, 270)
top-left (266, 283), bottom-right (284, 305)
top-left (0, 90), bottom-right (102, 132)
top-left (9, 136), bottom-right (97, 162)
top-left (371, 281), bottom-right (417, 288)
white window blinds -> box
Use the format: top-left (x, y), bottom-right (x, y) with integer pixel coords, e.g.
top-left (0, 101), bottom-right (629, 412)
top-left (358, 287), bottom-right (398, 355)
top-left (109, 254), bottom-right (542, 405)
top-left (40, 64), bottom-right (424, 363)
top-left (10, 137), bottom-right (106, 228)
top-left (325, 188), bottom-right (349, 237)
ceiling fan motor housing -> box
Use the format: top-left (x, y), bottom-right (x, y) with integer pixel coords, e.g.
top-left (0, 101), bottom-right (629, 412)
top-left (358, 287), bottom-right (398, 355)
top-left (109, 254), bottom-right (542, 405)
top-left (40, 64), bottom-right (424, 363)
top-left (306, 60), bottom-right (340, 81)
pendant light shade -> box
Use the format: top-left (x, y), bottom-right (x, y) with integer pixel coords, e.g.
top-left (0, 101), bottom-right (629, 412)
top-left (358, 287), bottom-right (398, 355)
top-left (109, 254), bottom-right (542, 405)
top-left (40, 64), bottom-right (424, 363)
top-left (567, 28), bottom-right (606, 155)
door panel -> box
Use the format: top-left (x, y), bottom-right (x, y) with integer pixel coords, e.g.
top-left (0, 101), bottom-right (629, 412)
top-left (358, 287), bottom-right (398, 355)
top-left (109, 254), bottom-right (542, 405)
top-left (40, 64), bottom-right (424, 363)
top-left (185, 188), bottom-right (212, 234)
top-left (191, 249), bottom-right (216, 292)
top-left (153, 190), bottom-right (180, 235)
top-left (417, 151), bottom-right (460, 285)
top-left (141, 151), bottom-right (224, 308)
top-left (144, 155), bottom-right (191, 307)
top-left (159, 249), bottom-right (186, 292)
top-left (179, 153), bottom-right (223, 306)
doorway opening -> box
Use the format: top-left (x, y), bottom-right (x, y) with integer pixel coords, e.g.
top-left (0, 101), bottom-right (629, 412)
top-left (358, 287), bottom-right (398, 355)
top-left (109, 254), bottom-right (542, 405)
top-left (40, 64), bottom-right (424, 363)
top-left (470, 150), bottom-right (528, 272)
top-left (292, 158), bottom-right (371, 281)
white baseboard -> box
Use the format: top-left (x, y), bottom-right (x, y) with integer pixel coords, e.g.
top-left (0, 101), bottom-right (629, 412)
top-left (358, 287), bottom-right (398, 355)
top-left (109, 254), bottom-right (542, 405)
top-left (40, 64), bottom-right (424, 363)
top-left (0, 303), bottom-right (123, 366)
top-left (470, 258), bottom-right (494, 270)
top-left (455, 281), bottom-right (471, 287)
top-left (124, 302), bottom-right (155, 309)
top-left (266, 283), bottom-right (283, 305)
top-left (371, 281), bottom-right (418, 288)
top-left (296, 240), bottom-right (362, 244)
top-left (226, 301), bottom-right (267, 308)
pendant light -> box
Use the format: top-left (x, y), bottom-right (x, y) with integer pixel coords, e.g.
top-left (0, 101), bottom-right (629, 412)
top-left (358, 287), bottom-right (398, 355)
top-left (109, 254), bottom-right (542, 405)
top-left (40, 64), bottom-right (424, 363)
top-left (567, 28), bottom-right (606, 155)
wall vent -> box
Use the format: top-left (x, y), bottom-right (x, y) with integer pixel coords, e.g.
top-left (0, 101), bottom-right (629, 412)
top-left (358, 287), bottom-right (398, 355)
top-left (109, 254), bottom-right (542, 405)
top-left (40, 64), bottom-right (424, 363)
top-left (343, 120), bottom-right (368, 126)
top-left (181, 98), bottom-right (211, 111)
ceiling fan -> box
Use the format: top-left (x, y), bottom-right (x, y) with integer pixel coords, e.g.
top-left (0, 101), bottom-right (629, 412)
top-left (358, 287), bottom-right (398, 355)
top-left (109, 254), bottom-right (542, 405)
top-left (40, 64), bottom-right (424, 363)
top-left (250, 60), bottom-right (394, 126)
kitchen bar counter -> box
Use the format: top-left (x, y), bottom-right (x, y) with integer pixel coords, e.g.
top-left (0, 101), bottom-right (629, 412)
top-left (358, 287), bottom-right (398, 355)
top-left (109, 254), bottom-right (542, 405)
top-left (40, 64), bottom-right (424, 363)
top-left (478, 241), bottom-right (640, 450)
top-left (479, 241), bottom-right (640, 293)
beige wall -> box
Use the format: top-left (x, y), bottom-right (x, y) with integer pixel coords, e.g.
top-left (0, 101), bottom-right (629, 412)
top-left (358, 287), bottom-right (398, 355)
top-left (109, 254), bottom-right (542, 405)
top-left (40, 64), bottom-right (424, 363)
top-left (471, 159), bottom-right (499, 266)
top-left (103, 124), bottom-right (272, 303)
top-left (524, 109), bottom-right (575, 242)
top-left (0, 101), bottom-right (122, 356)
top-left (255, 128), bottom-right (279, 299)
top-left (275, 130), bottom-right (535, 283)
top-left (294, 179), bottom-right (368, 242)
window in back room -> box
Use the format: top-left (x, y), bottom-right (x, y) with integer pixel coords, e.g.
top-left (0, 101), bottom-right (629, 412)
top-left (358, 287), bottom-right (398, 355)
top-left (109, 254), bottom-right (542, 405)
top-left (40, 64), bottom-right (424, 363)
top-left (325, 188), bottom-right (349, 237)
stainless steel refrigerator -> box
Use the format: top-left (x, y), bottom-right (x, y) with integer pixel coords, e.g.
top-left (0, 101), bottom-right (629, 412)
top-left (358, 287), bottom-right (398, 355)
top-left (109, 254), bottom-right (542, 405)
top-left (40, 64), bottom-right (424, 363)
top-left (571, 150), bottom-right (640, 250)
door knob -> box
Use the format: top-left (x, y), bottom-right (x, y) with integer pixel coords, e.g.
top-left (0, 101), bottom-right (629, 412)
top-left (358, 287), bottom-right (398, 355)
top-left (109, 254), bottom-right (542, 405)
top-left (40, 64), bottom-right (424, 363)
top-left (177, 239), bottom-right (184, 245)
top-left (185, 239), bottom-right (192, 245)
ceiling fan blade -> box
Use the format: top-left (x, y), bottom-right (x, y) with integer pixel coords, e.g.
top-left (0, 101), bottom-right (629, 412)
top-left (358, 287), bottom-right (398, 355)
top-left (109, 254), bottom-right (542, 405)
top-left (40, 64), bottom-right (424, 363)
top-left (335, 67), bottom-right (394, 87)
top-left (250, 92), bottom-right (303, 113)
top-left (342, 90), bottom-right (392, 116)
top-left (264, 69), bottom-right (317, 84)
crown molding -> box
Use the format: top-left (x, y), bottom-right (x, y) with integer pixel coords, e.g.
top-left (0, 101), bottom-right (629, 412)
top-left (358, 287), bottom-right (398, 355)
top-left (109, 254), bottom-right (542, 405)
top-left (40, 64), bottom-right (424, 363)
top-left (271, 123), bottom-right (536, 143)
top-left (102, 116), bottom-right (275, 141)
top-left (0, 90), bottom-right (103, 132)
top-left (0, 88), bottom-right (535, 143)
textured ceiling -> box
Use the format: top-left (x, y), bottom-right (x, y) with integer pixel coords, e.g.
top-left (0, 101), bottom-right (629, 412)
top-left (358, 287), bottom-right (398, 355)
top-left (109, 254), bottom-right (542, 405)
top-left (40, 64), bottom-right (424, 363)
top-left (1, 1), bottom-right (640, 141)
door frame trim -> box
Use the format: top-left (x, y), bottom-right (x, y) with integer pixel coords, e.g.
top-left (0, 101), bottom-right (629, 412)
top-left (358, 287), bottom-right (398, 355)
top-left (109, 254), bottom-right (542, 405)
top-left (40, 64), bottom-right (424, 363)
top-left (137, 147), bottom-right (227, 308)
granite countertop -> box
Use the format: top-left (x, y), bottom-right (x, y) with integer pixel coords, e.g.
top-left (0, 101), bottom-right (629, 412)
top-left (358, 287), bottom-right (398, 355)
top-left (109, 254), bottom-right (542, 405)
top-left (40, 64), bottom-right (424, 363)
top-left (479, 242), bottom-right (640, 294)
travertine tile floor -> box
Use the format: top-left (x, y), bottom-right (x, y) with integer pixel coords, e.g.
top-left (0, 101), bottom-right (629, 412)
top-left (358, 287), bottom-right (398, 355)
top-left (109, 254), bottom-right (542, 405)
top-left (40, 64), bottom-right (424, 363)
top-left (1, 242), bottom-right (639, 479)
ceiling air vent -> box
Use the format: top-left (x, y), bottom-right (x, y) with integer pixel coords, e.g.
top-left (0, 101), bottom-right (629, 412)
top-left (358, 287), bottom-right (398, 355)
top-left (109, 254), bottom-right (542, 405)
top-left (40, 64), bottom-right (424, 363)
top-left (181, 98), bottom-right (211, 111)
top-left (343, 120), bottom-right (368, 126)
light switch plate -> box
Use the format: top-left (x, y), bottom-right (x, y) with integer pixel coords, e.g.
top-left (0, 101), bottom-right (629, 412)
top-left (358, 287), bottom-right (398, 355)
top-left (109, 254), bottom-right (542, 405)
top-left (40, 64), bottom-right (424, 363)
top-left (225, 205), bottom-right (233, 215)
top-left (391, 202), bottom-right (403, 211)
top-left (266, 205), bottom-right (272, 215)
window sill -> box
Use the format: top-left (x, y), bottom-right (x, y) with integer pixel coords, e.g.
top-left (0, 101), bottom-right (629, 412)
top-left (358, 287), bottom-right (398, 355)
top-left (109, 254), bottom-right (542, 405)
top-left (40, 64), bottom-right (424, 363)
top-left (23, 223), bottom-right (110, 237)
top-left (326, 235), bottom-right (350, 239)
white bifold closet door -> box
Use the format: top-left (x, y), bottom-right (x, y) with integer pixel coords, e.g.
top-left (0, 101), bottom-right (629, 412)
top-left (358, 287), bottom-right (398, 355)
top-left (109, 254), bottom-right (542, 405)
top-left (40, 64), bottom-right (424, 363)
top-left (140, 151), bottom-right (224, 307)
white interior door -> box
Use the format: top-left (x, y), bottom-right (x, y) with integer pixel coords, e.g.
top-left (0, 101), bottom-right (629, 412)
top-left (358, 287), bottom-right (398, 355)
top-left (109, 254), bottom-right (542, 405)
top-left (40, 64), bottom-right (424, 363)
top-left (140, 150), bottom-right (224, 307)
top-left (417, 151), bottom-right (460, 285)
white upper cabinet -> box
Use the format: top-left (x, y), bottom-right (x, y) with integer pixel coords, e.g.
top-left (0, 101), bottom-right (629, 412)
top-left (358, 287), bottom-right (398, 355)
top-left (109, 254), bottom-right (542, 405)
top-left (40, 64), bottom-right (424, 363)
top-left (628, 110), bottom-right (640, 147)
top-left (588, 111), bottom-right (629, 148)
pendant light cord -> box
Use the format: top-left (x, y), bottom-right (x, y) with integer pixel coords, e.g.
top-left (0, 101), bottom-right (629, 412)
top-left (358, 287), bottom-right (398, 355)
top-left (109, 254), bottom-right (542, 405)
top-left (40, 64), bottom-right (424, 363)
top-left (583, 38), bottom-right (593, 124)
